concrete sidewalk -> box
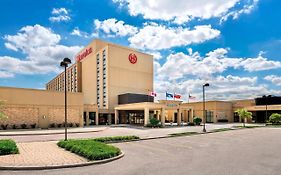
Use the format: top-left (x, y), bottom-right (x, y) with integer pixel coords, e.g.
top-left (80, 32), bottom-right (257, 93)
top-left (0, 126), bottom-right (108, 136)
top-left (0, 141), bottom-right (87, 168)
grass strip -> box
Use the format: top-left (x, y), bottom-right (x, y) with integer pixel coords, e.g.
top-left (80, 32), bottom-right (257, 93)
top-left (211, 128), bottom-right (233, 132)
top-left (92, 135), bottom-right (139, 143)
top-left (0, 139), bottom-right (19, 156)
top-left (58, 139), bottom-right (121, 161)
top-left (169, 132), bottom-right (199, 137)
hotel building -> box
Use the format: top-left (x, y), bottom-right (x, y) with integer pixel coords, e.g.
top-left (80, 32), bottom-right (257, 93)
top-left (0, 39), bottom-right (280, 128)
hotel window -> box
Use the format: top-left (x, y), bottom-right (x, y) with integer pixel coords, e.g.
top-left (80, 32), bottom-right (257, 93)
top-left (96, 54), bottom-right (100, 106)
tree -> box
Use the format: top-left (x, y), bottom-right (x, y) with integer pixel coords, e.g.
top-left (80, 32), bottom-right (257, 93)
top-left (269, 113), bottom-right (281, 124)
top-left (235, 108), bottom-right (252, 127)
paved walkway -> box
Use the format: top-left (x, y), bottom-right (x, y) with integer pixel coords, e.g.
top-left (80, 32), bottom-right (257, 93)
top-left (0, 123), bottom-right (264, 142)
top-left (0, 141), bottom-right (87, 167)
top-left (0, 126), bottom-right (107, 136)
top-left (1, 127), bottom-right (280, 175)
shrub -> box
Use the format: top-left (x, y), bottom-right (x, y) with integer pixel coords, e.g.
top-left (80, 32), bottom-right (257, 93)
top-left (187, 122), bottom-right (195, 126)
top-left (0, 139), bottom-right (19, 155)
top-left (20, 124), bottom-right (27, 129)
top-left (1, 124), bottom-right (8, 130)
top-left (57, 123), bottom-right (62, 128)
top-left (69, 123), bottom-right (74, 127)
top-left (57, 139), bottom-right (121, 160)
top-left (30, 123), bottom-right (36, 129)
top-left (147, 117), bottom-right (161, 127)
top-left (12, 124), bottom-right (17, 129)
top-left (193, 117), bottom-right (202, 125)
top-left (269, 113), bottom-right (281, 124)
top-left (217, 119), bottom-right (229, 122)
top-left (93, 136), bottom-right (139, 143)
top-left (75, 123), bottom-right (80, 127)
top-left (49, 123), bottom-right (56, 128)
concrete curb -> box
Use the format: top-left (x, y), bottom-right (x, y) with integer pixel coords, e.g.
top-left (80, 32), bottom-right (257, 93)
top-left (0, 128), bottom-right (107, 136)
top-left (0, 152), bottom-right (124, 171)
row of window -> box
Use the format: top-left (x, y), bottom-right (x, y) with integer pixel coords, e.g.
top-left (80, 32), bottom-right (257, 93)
top-left (96, 49), bottom-right (107, 108)
top-left (46, 66), bottom-right (78, 92)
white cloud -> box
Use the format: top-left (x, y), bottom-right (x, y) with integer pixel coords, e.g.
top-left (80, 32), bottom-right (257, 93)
top-left (264, 75), bottom-right (281, 86)
top-left (147, 51), bottom-right (162, 60)
top-left (154, 74), bottom-right (278, 102)
top-left (129, 24), bottom-right (220, 50)
top-left (239, 52), bottom-right (281, 72)
top-left (157, 48), bottom-right (281, 81)
top-left (220, 0), bottom-right (259, 23)
top-left (0, 70), bottom-right (14, 78)
top-left (113, 0), bottom-right (243, 24)
top-left (1, 25), bottom-right (82, 77)
top-left (49, 8), bottom-right (71, 22)
top-left (94, 18), bottom-right (138, 37)
top-left (70, 27), bottom-right (89, 38)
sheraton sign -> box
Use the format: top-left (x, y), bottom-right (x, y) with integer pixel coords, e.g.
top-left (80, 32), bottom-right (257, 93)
top-left (76, 47), bottom-right (92, 62)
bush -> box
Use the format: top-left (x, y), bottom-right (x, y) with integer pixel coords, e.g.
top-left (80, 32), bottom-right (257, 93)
top-left (193, 117), bottom-right (202, 125)
top-left (49, 123), bottom-right (56, 128)
top-left (69, 123), bottom-right (74, 127)
top-left (57, 139), bottom-right (121, 160)
top-left (269, 113), bottom-right (281, 124)
top-left (217, 119), bottom-right (229, 122)
top-left (12, 124), bottom-right (17, 129)
top-left (30, 123), bottom-right (36, 128)
top-left (0, 139), bottom-right (19, 155)
top-left (20, 124), bottom-right (27, 129)
top-left (75, 123), bottom-right (80, 127)
top-left (93, 136), bottom-right (139, 143)
top-left (57, 123), bottom-right (62, 128)
top-left (187, 122), bottom-right (195, 126)
top-left (1, 124), bottom-right (8, 130)
top-left (147, 117), bottom-right (161, 127)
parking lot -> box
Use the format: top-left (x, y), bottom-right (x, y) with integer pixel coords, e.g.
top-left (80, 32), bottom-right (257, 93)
top-left (2, 127), bottom-right (280, 175)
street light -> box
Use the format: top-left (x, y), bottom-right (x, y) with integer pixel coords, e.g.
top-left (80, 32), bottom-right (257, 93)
top-left (60, 57), bottom-right (71, 141)
top-left (263, 95), bottom-right (272, 122)
top-left (202, 83), bottom-right (209, 132)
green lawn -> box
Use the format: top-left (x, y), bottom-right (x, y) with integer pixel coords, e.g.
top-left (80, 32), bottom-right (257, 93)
top-left (58, 139), bottom-right (121, 160)
top-left (92, 135), bottom-right (139, 143)
top-left (169, 132), bottom-right (199, 137)
top-left (0, 139), bottom-right (19, 156)
top-left (211, 128), bottom-right (234, 132)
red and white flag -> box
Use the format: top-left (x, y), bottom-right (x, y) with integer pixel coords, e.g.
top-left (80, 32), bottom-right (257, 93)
top-left (174, 93), bottom-right (181, 99)
top-left (149, 91), bottom-right (157, 97)
top-left (189, 94), bottom-right (196, 100)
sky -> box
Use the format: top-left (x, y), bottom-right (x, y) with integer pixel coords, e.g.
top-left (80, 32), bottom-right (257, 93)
top-left (0, 0), bottom-right (281, 102)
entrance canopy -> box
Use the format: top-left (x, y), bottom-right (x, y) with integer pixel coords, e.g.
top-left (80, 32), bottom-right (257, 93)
top-left (114, 100), bottom-right (194, 126)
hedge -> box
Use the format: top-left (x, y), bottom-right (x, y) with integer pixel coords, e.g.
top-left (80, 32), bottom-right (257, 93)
top-left (0, 139), bottom-right (19, 156)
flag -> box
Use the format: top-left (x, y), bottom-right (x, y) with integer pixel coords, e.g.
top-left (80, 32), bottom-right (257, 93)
top-left (149, 91), bottom-right (157, 97)
top-left (189, 94), bottom-right (196, 99)
top-left (174, 93), bottom-right (181, 99)
top-left (166, 92), bottom-right (174, 98)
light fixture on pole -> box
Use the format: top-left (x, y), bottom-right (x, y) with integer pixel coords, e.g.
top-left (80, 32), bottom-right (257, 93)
top-left (60, 57), bottom-right (71, 141)
top-left (263, 95), bottom-right (271, 122)
top-left (202, 83), bottom-right (209, 132)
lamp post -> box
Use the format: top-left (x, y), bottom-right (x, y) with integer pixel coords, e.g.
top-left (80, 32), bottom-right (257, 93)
top-left (60, 57), bottom-right (71, 141)
top-left (202, 83), bottom-right (209, 132)
top-left (263, 95), bottom-right (271, 122)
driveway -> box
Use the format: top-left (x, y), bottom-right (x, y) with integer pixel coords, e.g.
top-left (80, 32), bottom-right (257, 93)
top-left (2, 127), bottom-right (280, 175)
top-left (0, 123), bottom-right (257, 142)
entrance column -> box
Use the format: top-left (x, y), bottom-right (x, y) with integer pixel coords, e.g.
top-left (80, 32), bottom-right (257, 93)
top-left (161, 108), bottom-right (165, 127)
top-left (95, 110), bottom-right (99, 125)
top-left (177, 108), bottom-right (182, 125)
top-left (86, 112), bottom-right (89, 126)
top-left (114, 109), bottom-right (118, 125)
top-left (144, 107), bottom-right (149, 126)
top-left (108, 114), bottom-right (112, 125)
top-left (190, 109), bottom-right (194, 122)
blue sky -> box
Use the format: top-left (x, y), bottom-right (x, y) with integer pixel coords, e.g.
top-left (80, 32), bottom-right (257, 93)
top-left (0, 0), bottom-right (281, 101)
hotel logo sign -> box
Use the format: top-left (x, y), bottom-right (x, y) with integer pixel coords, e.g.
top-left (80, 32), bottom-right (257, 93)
top-left (76, 47), bottom-right (92, 62)
top-left (128, 53), bottom-right (137, 64)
